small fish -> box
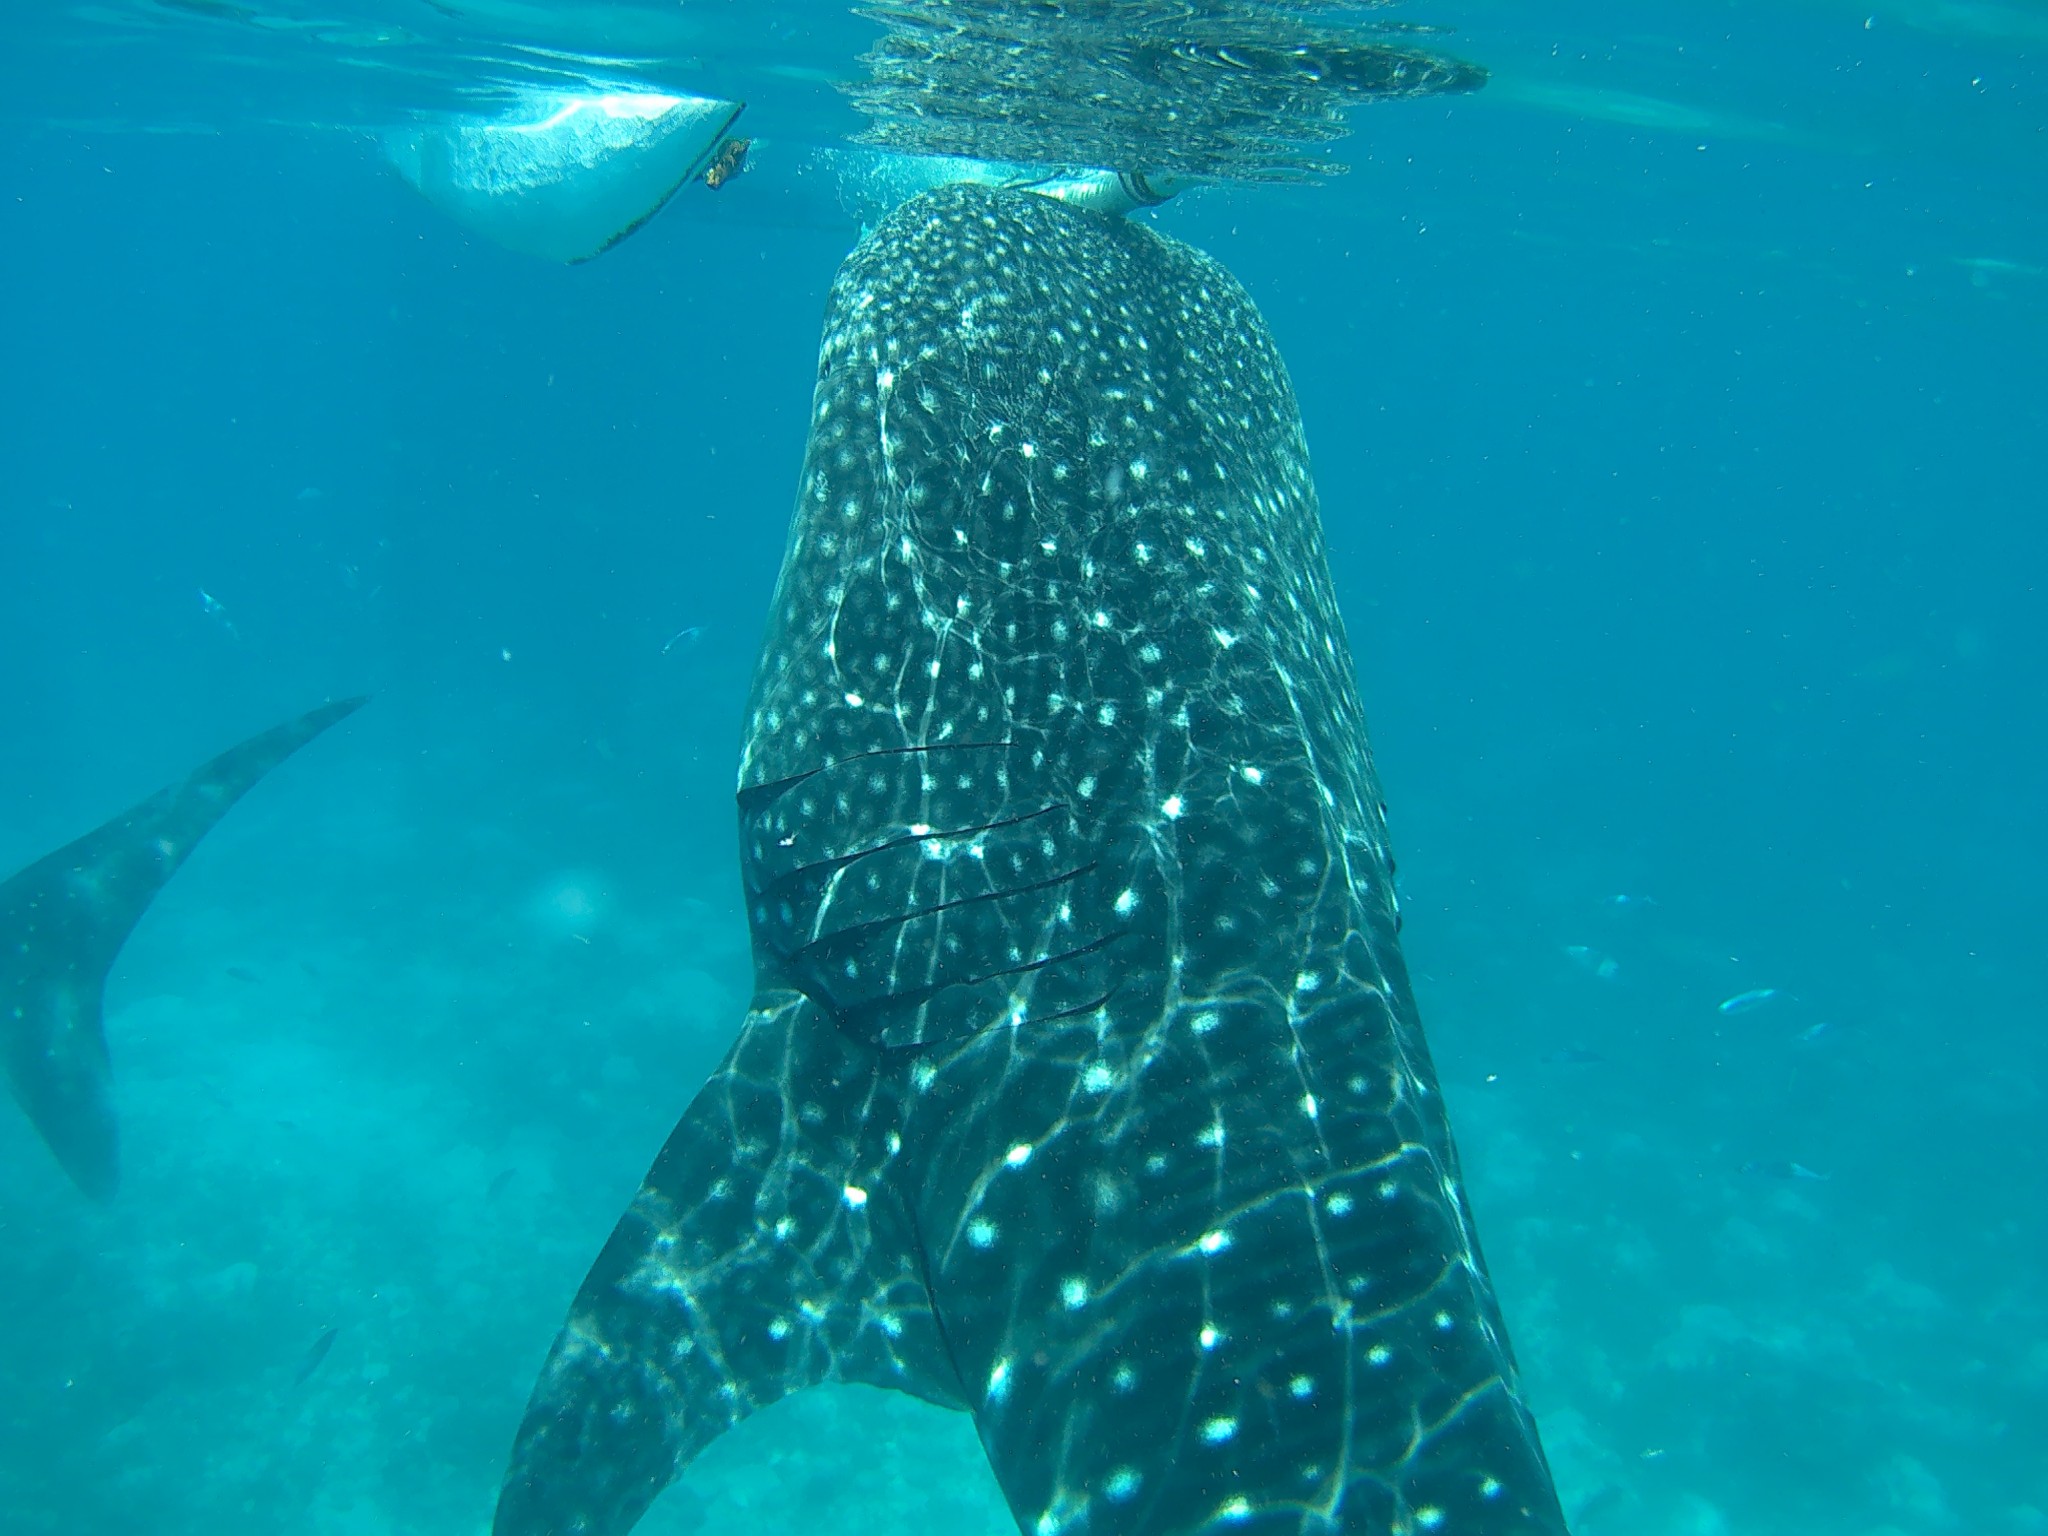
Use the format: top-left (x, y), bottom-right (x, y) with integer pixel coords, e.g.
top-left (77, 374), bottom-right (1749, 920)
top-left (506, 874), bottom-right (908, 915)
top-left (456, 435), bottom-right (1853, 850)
top-left (1794, 1020), bottom-right (1833, 1045)
top-left (702, 137), bottom-right (751, 191)
top-left (294, 1326), bottom-right (339, 1385)
top-left (661, 624), bottom-right (703, 656)
top-left (1540, 1046), bottom-right (1605, 1066)
top-left (1956, 255), bottom-right (2046, 287)
top-left (199, 588), bottom-right (241, 641)
top-left (1718, 987), bottom-right (1782, 1015)
top-left (1564, 944), bottom-right (1620, 982)
top-left (225, 965), bottom-right (260, 983)
top-left (1741, 1160), bottom-right (1830, 1182)
top-left (1604, 893), bottom-right (1659, 910)
top-left (487, 1168), bottom-right (518, 1201)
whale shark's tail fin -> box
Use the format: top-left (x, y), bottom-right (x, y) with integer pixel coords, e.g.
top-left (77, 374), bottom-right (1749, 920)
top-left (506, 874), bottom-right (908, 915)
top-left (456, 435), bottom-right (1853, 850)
top-left (0, 695), bottom-right (367, 1198)
top-left (494, 993), bottom-right (961, 1536)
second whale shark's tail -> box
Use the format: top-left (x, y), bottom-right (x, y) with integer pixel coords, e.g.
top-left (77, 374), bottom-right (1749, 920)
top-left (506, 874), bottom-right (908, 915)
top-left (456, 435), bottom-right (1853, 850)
top-left (0, 696), bottom-right (368, 1199)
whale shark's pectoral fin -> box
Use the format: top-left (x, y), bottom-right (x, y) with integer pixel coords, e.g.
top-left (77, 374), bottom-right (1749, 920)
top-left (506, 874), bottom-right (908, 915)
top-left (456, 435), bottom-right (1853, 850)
top-left (494, 992), bottom-right (961, 1536)
top-left (4, 979), bottom-right (116, 1201)
top-left (0, 695), bottom-right (367, 1198)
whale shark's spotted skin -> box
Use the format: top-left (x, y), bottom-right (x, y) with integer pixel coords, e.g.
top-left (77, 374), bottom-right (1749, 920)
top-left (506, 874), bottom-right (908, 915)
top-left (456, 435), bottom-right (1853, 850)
top-left (497, 185), bottom-right (1567, 1536)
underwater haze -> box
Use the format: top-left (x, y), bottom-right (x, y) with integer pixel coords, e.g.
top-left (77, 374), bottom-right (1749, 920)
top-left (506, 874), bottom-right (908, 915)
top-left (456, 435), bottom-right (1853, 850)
top-left (2, 3), bottom-right (2044, 1535)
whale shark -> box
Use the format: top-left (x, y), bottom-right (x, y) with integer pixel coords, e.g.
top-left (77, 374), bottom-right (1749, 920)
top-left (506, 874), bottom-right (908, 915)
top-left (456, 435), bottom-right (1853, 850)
top-left (1, 696), bottom-right (366, 1199)
top-left (496, 184), bottom-right (1566, 1535)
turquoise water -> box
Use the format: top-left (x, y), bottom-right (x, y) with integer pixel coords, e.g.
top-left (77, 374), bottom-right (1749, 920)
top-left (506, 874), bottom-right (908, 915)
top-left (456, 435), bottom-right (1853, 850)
top-left (1, 4), bottom-right (2043, 1534)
